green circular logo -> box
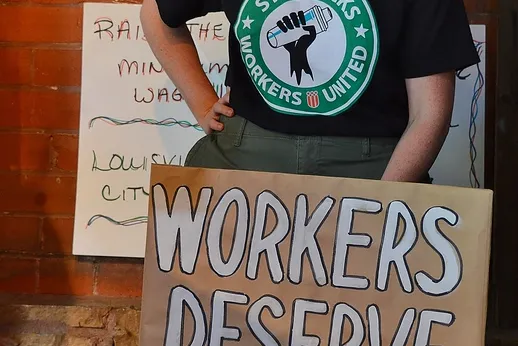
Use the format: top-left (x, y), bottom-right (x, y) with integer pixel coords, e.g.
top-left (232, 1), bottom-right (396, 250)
top-left (234, 0), bottom-right (379, 116)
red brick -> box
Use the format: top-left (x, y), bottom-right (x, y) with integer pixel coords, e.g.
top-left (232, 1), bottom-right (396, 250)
top-left (0, 133), bottom-right (51, 171)
top-left (0, 6), bottom-right (82, 43)
top-left (34, 49), bottom-right (81, 87)
top-left (32, 0), bottom-right (142, 3)
top-left (0, 173), bottom-right (76, 214)
top-left (41, 217), bottom-right (74, 254)
top-left (30, 0), bottom-right (142, 3)
top-left (0, 257), bottom-right (37, 294)
top-left (0, 89), bottom-right (80, 130)
top-left (39, 257), bottom-right (94, 296)
top-left (32, 0), bottom-right (84, 3)
top-left (50, 134), bottom-right (78, 172)
top-left (0, 216), bottom-right (41, 252)
top-left (96, 262), bottom-right (143, 297)
top-left (0, 47), bottom-right (32, 85)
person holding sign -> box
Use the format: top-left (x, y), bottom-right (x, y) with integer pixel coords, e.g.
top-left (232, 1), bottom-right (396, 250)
top-left (140, 0), bottom-right (479, 183)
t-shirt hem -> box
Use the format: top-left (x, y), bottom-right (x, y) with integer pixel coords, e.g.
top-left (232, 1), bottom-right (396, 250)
top-left (237, 114), bottom-right (407, 139)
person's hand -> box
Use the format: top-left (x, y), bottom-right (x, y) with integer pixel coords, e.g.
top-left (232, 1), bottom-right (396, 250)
top-left (198, 90), bottom-right (234, 134)
top-left (280, 12), bottom-right (317, 54)
top-left (278, 11), bottom-right (317, 85)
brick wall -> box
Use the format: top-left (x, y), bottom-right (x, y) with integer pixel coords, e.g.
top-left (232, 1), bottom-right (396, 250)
top-left (0, 0), bottom-right (499, 345)
top-left (0, 0), bottom-right (144, 344)
top-left (0, 0), bottom-right (144, 296)
top-left (0, 304), bottom-right (140, 346)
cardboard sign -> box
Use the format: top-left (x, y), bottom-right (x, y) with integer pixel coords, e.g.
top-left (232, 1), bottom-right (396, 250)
top-left (140, 165), bottom-right (493, 345)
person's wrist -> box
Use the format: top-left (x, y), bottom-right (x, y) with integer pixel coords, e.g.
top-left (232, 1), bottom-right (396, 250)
top-left (191, 96), bottom-right (218, 122)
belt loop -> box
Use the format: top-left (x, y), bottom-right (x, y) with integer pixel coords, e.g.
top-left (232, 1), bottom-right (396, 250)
top-left (233, 116), bottom-right (247, 147)
top-left (362, 138), bottom-right (371, 157)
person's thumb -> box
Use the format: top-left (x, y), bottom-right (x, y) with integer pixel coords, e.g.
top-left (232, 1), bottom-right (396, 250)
top-left (221, 91), bottom-right (231, 105)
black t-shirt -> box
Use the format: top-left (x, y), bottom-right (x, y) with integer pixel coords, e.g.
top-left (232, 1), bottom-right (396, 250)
top-left (155, 0), bottom-right (480, 137)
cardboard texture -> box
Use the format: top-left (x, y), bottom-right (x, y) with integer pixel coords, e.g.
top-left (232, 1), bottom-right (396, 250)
top-left (140, 165), bottom-right (493, 345)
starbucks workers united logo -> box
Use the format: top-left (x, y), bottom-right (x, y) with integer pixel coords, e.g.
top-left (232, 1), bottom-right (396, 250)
top-left (234, 0), bottom-right (379, 116)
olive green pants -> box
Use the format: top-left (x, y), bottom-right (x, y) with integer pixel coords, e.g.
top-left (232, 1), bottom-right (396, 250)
top-left (184, 115), bottom-right (417, 181)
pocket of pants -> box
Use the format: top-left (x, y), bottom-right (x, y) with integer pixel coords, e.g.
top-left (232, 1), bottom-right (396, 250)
top-left (366, 142), bottom-right (398, 160)
top-left (184, 135), bottom-right (208, 167)
top-left (219, 115), bottom-right (247, 147)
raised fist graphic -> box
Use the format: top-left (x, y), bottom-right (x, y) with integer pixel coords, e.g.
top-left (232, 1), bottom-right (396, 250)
top-left (276, 11), bottom-right (317, 85)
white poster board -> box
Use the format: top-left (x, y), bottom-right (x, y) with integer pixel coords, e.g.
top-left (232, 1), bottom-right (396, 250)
top-left (74, 3), bottom-right (229, 257)
top-left (73, 2), bottom-right (487, 258)
top-left (430, 25), bottom-right (486, 189)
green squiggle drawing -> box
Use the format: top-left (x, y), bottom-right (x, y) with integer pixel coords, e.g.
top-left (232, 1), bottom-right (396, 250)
top-left (87, 215), bottom-right (148, 228)
top-left (89, 116), bottom-right (203, 131)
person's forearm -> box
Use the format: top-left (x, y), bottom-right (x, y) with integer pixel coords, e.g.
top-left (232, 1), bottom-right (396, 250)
top-left (382, 117), bottom-right (449, 182)
top-left (382, 72), bottom-right (455, 182)
top-left (140, 0), bottom-right (218, 120)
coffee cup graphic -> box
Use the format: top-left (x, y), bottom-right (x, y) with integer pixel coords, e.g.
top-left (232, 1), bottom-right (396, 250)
top-left (267, 5), bottom-right (333, 48)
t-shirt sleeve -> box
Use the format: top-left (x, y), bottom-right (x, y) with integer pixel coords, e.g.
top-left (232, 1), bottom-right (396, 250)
top-left (155, 0), bottom-right (222, 28)
top-left (399, 0), bottom-right (480, 78)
